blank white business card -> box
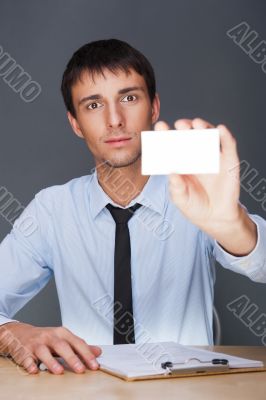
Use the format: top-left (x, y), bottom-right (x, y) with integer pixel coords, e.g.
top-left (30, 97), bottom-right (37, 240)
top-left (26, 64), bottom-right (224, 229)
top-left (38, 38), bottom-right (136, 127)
top-left (141, 129), bottom-right (220, 175)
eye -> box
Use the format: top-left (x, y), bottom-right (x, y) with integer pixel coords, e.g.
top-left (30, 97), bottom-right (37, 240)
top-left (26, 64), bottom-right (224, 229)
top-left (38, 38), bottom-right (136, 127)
top-left (121, 95), bottom-right (137, 102)
top-left (87, 102), bottom-right (102, 110)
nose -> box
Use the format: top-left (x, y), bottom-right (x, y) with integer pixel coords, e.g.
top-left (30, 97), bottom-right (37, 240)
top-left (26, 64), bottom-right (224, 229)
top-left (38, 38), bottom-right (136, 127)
top-left (106, 103), bottom-right (124, 130)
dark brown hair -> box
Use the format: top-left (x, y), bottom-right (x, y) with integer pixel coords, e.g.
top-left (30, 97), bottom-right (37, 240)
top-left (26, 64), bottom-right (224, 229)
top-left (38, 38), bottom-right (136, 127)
top-left (61, 39), bottom-right (156, 117)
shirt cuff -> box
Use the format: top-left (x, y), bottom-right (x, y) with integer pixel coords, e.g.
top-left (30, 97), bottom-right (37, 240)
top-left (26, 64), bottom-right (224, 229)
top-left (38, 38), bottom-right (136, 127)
top-left (213, 214), bottom-right (266, 282)
top-left (0, 315), bottom-right (19, 327)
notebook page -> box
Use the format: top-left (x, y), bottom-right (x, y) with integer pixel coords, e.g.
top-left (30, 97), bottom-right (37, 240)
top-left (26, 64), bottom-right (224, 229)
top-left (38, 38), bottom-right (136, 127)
top-left (97, 342), bottom-right (264, 379)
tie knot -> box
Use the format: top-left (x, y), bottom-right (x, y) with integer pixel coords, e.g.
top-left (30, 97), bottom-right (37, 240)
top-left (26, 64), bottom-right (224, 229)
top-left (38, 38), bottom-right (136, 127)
top-left (106, 203), bottom-right (142, 224)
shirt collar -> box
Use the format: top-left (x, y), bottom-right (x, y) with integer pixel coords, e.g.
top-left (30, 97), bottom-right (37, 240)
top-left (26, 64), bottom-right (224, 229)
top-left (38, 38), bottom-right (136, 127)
top-left (89, 169), bottom-right (167, 220)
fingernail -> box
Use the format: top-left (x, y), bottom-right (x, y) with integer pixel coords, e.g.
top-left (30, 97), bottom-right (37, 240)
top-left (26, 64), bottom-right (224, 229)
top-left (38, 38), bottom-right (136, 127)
top-left (74, 361), bottom-right (85, 372)
top-left (28, 365), bottom-right (38, 374)
top-left (53, 364), bottom-right (63, 373)
top-left (89, 360), bottom-right (98, 369)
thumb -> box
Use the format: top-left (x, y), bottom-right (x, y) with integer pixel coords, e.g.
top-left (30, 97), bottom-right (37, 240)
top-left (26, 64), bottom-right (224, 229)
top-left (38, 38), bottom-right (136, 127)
top-left (168, 174), bottom-right (189, 207)
top-left (90, 345), bottom-right (102, 357)
top-left (218, 124), bottom-right (238, 160)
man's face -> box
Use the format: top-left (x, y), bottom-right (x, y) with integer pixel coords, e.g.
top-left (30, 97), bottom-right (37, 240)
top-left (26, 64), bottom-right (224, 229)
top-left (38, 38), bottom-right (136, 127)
top-left (68, 68), bottom-right (160, 168)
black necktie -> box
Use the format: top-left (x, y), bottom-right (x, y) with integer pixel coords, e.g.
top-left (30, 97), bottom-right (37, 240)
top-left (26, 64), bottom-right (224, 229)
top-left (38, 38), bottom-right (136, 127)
top-left (106, 203), bottom-right (142, 344)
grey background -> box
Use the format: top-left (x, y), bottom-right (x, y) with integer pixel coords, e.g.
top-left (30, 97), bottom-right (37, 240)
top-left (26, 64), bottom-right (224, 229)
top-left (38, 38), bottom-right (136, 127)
top-left (0, 0), bottom-right (266, 345)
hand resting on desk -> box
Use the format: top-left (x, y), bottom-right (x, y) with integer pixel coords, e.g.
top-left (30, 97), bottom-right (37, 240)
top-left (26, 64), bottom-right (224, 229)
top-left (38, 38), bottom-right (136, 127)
top-left (0, 322), bottom-right (102, 375)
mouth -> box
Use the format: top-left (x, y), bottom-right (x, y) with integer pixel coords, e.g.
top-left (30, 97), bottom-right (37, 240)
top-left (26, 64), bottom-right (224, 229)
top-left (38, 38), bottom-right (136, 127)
top-left (104, 136), bottom-right (132, 147)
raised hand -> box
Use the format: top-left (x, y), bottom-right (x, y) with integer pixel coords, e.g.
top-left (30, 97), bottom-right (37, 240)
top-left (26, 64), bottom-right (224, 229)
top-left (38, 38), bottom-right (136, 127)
top-left (154, 118), bottom-right (257, 256)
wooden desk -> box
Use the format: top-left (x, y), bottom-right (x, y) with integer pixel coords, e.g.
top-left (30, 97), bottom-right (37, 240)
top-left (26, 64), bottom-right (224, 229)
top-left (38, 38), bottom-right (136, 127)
top-left (0, 346), bottom-right (266, 400)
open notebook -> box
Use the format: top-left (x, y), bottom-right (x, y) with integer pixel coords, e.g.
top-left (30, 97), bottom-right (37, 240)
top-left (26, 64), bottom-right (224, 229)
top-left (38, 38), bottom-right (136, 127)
top-left (97, 341), bottom-right (265, 381)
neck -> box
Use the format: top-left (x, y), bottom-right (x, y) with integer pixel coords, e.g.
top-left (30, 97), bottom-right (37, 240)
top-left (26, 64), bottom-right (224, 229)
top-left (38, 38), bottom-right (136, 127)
top-left (95, 160), bottom-right (149, 207)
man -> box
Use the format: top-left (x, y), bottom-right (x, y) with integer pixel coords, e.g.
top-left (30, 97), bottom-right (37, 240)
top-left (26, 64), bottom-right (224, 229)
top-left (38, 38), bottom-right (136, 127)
top-left (0, 39), bottom-right (265, 376)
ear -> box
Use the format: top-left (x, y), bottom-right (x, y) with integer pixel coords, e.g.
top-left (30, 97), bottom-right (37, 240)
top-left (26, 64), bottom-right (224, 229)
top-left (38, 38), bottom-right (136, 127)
top-left (67, 111), bottom-right (84, 139)
top-left (151, 93), bottom-right (160, 125)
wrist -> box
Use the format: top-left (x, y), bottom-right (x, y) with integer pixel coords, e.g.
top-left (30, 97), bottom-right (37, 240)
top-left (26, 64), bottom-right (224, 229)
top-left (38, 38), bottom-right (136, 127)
top-left (199, 204), bottom-right (242, 237)
top-left (209, 207), bottom-right (258, 256)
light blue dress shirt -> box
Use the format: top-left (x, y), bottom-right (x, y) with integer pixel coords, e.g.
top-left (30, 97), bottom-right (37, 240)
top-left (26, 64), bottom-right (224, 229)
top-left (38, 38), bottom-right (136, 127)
top-left (0, 171), bottom-right (266, 345)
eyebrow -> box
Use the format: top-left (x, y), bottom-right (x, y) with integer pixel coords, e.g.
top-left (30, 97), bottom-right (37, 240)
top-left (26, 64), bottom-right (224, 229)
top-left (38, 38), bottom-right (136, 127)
top-left (78, 86), bottom-right (145, 106)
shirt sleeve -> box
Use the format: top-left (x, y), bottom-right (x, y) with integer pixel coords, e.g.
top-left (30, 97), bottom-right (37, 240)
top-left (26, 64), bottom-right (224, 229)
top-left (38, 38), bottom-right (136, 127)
top-left (212, 213), bottom-right (266, 283)
top-left (0, 190), bottom-right (53, 326)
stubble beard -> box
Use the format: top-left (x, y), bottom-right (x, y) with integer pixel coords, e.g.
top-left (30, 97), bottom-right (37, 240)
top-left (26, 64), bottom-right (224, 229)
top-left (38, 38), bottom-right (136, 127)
top-left (104, 149), bottom-right (141, 168)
